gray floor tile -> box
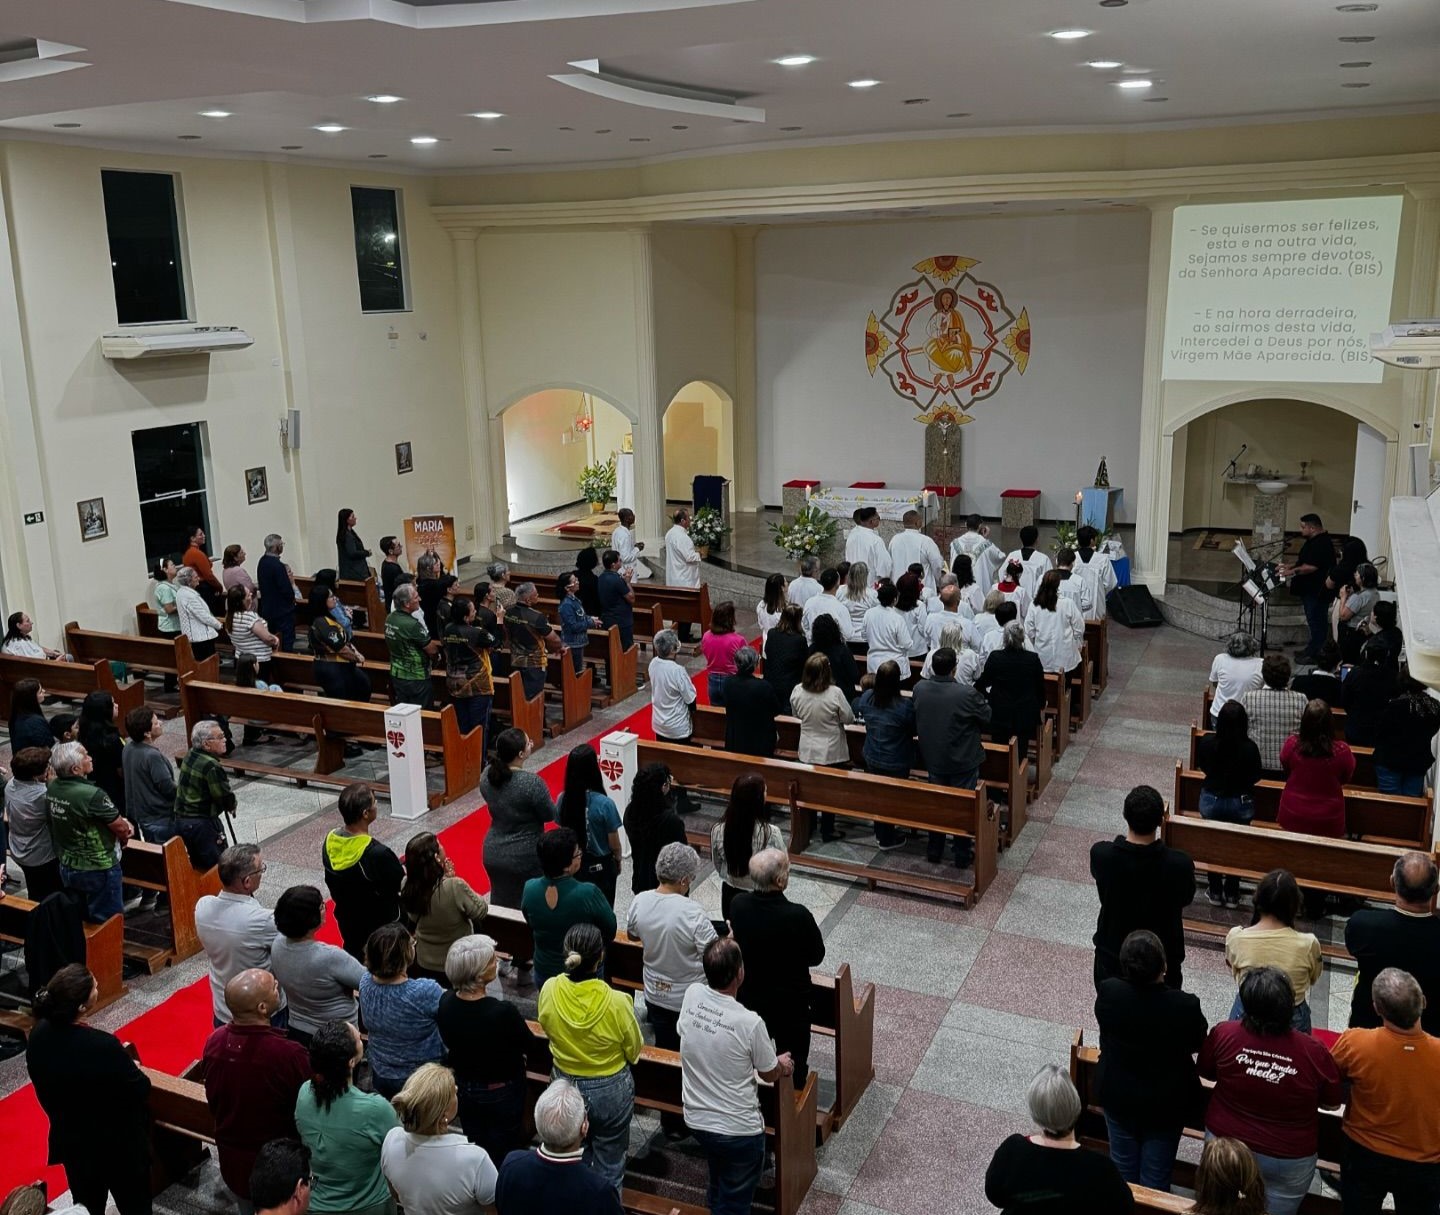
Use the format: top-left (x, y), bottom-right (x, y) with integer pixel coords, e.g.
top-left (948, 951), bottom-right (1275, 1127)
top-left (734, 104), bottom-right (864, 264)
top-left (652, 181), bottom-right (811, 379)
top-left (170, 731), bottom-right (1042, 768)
top-left (941, 1002), bottom-right (1079, 1051)
top-left (1050, 782), bottom-right (1127, 834)
top-left (823, 904), bottom-right (988, 997)
top-left (813, 1081), bottom-right (904, 1195)
top-left (910, 1023), bottom-right (1066, 1116)
top-left (992, 873), bottom-right (1100, 950)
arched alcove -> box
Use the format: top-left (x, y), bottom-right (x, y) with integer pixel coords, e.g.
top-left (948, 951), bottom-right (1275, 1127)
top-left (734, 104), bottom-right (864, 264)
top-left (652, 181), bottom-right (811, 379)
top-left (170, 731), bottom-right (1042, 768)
top-left (498, 388), bottom-right (630, 526)
top-left (662, 380), bottom-right (733, 503)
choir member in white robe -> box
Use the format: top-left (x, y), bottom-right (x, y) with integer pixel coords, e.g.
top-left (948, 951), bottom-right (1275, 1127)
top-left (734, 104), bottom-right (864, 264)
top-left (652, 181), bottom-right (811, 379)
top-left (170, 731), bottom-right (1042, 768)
top-left (844, 508), bottom-right (892, 581)
top-left (801, 569), bottom-right (855, 641)
top-left (1003, 525), bottom-right (1053, 598)
top-left (1024, 571), bottom-right (1086, 675)
top-left (787, 555), bottom-right (822, 609)
top-left (947, 557), bottom-right (984, 618)
top-left (925, 579), bottom-right (977, 650)
top-left (837, 564), bottom-right (879, 635)
top-left (756, 573), bottom-right (787, 636)
top-left (921, 619), bottom-right (983, 682)
top-left (1054, 549), bottom-right (1093, 617)
top-left (896, 573), bottom-right (931, 659)
top-left (664, 508), bottom-right (703, 640)
top-left (862, 583), bottom-right (913, 674)
top-left (949, 514), bottom-right (1005, 591)
top-left (995, 558), bottom-right (1033, 622)
top-left (612, 508), bottom-right (650, 580)
top-left (980, 602), bottom-right (1019, 656)
top-left (889, 511), bottom-right (944, 590)
top-left (1073, 527), bottom-right (1118, 620)
top-left (971, 590), bottom-right (1003, 649)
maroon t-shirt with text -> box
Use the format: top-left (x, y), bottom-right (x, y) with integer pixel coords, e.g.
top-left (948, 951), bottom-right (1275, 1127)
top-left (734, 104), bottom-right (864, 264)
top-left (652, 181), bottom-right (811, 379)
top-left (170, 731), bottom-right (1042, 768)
top-left (1198, 1021), bottom-right (1343, 1159)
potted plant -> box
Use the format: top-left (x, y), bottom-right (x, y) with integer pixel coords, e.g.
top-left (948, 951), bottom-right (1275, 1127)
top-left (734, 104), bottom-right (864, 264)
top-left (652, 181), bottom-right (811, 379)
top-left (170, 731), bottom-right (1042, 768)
top-left (577, 457), bottom-right (616, 513)
top-left (689, 506), bottom-right (729, 557)
top-left (769, 504), bottom-right (838, 561)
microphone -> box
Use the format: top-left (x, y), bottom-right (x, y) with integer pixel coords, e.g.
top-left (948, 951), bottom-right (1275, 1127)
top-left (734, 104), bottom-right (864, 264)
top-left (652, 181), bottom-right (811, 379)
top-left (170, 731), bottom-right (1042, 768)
top-left (1223, 443), bottom-right (1248, 479)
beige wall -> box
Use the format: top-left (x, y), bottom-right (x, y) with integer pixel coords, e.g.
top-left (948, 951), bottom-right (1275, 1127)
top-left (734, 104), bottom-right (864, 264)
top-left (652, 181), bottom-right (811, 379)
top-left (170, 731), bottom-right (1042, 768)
top-left (499, 389), bottom-right (631, 523)
top-left (664, 381), bottom-right (733, 500)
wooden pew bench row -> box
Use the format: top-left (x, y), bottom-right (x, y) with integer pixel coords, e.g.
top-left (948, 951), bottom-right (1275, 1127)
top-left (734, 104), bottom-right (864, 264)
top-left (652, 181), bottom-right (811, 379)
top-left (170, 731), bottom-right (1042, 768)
top-left (0, 653), bottom-right (146, 724)
top-left (1189, 724), bottom-right (1382, 791)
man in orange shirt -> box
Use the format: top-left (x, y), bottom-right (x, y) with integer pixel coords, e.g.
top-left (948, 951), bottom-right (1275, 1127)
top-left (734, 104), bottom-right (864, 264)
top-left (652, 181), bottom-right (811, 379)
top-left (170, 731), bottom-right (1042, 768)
top-left (1331, 967), bottom-right (1440, 1213)
top-left (184, 523), bottom-right (225, 609)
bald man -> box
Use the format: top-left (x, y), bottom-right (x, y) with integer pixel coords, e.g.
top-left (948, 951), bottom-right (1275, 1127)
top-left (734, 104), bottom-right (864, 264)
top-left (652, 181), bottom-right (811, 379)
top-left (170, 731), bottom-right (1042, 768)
top-left (1347, 851), bottom-right (1440, 1036)
top-left (202, 969), bottom-right (311, 1214)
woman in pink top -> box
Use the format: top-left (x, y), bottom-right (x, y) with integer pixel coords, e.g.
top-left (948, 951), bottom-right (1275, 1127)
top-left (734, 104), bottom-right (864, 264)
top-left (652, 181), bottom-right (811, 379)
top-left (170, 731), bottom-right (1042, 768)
top-left (700, 601), bottom-right (748, 707)
top-left (1278, 699), bottom-right (1355, 839)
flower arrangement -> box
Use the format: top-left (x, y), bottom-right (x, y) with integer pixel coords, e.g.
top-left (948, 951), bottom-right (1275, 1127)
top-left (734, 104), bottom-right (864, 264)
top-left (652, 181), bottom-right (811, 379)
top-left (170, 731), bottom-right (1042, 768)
top-left (577, 457), bottom-right (616, 506)
top-left (690, 506), bottom-right (729, 551)
top-left (769, 504), bottom-right (838, 560)
top-left (1051, 521), bottom-right (1115, 555)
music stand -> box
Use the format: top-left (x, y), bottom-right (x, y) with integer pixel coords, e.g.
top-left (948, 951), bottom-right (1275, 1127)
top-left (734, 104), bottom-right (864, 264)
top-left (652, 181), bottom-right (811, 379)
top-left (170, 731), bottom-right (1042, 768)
top-left (1232, 540), bottom-right (1270, 651)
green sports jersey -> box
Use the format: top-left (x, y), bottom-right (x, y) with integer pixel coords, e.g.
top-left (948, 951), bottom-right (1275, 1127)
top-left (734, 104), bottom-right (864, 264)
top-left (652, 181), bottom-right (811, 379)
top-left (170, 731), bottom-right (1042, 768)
top-left (385, 609), bottom-right (430, 682)
top-left (46, 776), bottom-right (119, 871)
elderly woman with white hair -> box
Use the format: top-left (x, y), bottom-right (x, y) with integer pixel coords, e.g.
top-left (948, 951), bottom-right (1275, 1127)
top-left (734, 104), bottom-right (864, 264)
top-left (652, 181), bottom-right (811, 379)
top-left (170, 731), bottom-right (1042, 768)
top-left (984, 1063), bottom-right (1135, 1212)
top-left (626, 843), bottom-right (717, 1052)
top-left (921, 619), bottom-right (981, 683)
top-left (1208, 631), bottom-right (1264, 725)
top-left (173, 564), bottom-right (223, 661)
top-left (380, 1062), bottom-right (499, 1215)
top-left (494, 1079), bottom-right (623, 1212)
top-left (648, 629), bottom-right (697, 744)
top-left (976, 620), bottom-right (1047, 756)
top-left (435, 934), bottom-right (533, 1166)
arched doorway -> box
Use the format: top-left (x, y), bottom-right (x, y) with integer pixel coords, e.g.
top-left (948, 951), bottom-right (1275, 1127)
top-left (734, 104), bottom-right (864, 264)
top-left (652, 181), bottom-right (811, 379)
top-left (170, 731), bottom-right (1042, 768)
top-left (499, 388), bottom-right (630, 528)
top-left (663, 381), bottom-right (733, 505)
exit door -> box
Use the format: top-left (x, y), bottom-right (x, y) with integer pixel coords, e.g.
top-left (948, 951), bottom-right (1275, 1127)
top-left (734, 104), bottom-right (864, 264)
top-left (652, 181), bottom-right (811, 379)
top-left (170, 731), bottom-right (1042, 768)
top-left (1349, 422), bottom-right (1386, 555)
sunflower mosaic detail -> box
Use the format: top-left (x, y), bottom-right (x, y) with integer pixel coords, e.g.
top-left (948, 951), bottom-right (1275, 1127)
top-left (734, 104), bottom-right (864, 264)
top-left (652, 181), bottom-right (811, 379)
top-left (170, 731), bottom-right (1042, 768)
top-left (1003, 307), bottom-right (1032, 374)
top-left (864, 312), bottom-right (891, 375)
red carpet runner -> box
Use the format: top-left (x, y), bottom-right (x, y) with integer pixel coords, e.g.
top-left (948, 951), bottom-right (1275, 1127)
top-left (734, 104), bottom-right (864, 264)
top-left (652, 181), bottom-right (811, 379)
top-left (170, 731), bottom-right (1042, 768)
top-left (0, 674), bottom-right (701, 1199)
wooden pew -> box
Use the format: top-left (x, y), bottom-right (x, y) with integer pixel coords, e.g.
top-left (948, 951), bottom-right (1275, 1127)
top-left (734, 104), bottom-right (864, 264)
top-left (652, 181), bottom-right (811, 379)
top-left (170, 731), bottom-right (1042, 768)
top-left (1203, 684), bottom-right (1348, 733)
top-left (293, 574), bottom-right (385, 631)
top-left (484, 905), bottom-right (876, 1137)
top-left (589, 625), bottom-right (638, 704)
top-left (490, 647), bottom-right (594, 738)
top-left (1067, 641), bottom-right (1093, 729)
top-left (688, 704), bottom-right (1030, 847)
top-left (1189, 724), bottom-right (1380, 789)
top-left (64, 624), bottom-right (218, 696)
top-left (1085, 618), bottom-right (1109, 697)
top-left (634, 583), bottom-right (713, 637)
top-left (1043, 672), bottom-right (1071, 759)
top-left (0, 898), bottom-right (125, 1034)
top-left (1071, 1030), bottom-right (1343, 1213)
top-left (119, 838), bottom-right (222, 972)
top-left (178, 678), bottom-right (483, 807)
top-left (1172, 763), bottom-right (1431, 848)
top-left (0, 653), bottom-right (146, 722)
top-left (638, 739), bottom-right (999, 906)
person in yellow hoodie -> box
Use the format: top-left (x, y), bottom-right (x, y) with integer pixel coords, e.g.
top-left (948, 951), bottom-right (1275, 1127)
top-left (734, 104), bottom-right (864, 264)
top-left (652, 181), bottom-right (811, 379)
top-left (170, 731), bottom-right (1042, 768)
top-left (537, 922), bottom-right (643, 1194)
top-left (322, 784), bottom-right (404, 961)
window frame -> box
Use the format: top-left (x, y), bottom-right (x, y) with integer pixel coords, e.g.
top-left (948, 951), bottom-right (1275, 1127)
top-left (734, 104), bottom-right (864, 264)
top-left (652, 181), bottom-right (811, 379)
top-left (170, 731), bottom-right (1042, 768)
top-left (100, 168), bottom-right (195, 327)
top-left (349, 184), bottom-right (411, 315)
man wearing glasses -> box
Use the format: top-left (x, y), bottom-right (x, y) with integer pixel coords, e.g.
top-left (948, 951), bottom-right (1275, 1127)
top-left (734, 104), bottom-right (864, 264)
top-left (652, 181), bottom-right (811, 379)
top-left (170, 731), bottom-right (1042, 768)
top-left (250, 1139), bottom-right (313, 1215)
top-left (196, 843), bottom-right (288, 1028)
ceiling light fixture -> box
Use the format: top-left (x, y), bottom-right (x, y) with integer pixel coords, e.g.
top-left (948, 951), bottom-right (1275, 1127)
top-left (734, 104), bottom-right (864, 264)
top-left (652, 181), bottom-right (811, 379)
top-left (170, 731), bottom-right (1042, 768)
top-left (903, 97), bottom-right (931, 105)
top-left (53, 122), bottom-right (81, 128)
top-left (1048, 28), bottom-right (1093, 40)
top-left (366, 94), bottom-right (403, 104)
top-left (314, 124), bottom-right (346, 134)
top-left (1340, 60), bottom-right (1373, 67)
top-left (470, 111), bottom-right (504, 120)
top-left (780, 125), bottom-right (803, 131)
top-left (774, 54), bottom-right (816, 67)
top-left (848, 78), bottom-right (881, 89)
top-left (1339, 34), bottom-right (1375, 41)
top-left (1341, 80), bottom-right (1372, 87)
top-left (177, 134), bottom-right (202, 140)
top-left (1099, 0), bottom-right (1128, 7)
top-left (410, 135), bottom-right (439, 144)
top-left (199, 109), bottom-right (231, 118)
top-left (368, 153), bottom-right (388, 158)
top-left (1115, 78), bottom-right (1153, 89)
top-left (946, 111), bottom-right (971, 118)
top-left (1335, 3), bottom-right (1378, 10)
top-left (629, 136), bottom-right (650, 142)
top-left (492, 147), bottom-right (512, 151)
top-left (281, 144), bottom-right (302, 150)
top-left (671, 124), bottom-right (688, 130)
top-left (1086, 59), bottom-right (1122, 69)
top-left (1144, 96), bottom-right (1170, 102)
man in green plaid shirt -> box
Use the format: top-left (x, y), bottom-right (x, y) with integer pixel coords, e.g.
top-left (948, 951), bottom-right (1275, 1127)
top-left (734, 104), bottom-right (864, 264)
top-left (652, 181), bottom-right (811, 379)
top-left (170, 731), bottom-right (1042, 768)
top-left (174, 719), bottom-right (237, 870)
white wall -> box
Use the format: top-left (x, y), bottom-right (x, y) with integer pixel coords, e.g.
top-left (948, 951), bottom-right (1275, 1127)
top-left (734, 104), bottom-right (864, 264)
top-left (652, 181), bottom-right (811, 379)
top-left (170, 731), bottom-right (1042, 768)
top-left (502, 389), bottom-right (589, 522)
top-left (756, 212), bottom-right (1150, 518)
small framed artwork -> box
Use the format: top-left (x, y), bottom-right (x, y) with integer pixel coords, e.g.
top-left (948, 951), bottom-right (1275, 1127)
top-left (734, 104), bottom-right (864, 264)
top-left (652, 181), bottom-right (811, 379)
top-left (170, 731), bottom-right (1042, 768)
top-left (620, 432), bottom-right (634, 454)
top-left (245, 466), bottom-right (269, 505)
top-left (395, 441), bottom-right (413, 475)
top-left (77, 497), bottom-right (108, 542)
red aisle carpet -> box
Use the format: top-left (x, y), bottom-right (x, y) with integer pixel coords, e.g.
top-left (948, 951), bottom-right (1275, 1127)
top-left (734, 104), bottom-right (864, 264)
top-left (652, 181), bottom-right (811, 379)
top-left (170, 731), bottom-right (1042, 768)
top-left (0, 673), bottom-right (702, 1200)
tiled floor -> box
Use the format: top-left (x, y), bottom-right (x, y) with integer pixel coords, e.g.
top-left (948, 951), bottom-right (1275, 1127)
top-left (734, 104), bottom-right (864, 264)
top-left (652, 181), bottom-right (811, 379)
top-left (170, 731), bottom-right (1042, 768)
top-left (0, 621), bottom-right (1355, 1214)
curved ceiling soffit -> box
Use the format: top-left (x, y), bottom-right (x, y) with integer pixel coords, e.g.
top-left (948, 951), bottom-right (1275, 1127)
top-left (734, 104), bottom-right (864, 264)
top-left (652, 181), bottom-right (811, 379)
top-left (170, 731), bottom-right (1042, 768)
top-left (158, 0), bottom-right (754, 30)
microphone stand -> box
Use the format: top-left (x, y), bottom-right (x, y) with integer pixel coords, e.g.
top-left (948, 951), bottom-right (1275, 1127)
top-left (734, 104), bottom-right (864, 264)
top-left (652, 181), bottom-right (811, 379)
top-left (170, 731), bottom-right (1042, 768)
top-left (1222, 444), bottom-right (1248, 480)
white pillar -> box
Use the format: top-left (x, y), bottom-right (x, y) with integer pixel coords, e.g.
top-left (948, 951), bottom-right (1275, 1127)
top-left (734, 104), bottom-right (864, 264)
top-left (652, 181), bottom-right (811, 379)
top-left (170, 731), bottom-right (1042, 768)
top-left (732, 227), bottom-right (762, 512)
top-left (630, 228), bottom-right (666, 543)
top-left (450, 228), bottom-right (499, 555)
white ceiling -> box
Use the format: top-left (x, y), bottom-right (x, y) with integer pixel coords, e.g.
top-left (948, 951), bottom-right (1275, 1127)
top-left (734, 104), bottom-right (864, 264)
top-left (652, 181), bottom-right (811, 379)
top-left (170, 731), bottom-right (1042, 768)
top-left (0, 0), bottom-right (1435, 172)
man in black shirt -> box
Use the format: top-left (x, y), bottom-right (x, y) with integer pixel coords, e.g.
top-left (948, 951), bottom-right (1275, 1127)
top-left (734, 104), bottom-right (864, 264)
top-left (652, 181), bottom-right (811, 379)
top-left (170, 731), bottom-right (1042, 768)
top-left (1346, 852), bottom-right (1440, 1036)
top-left (1281, 512), bottom-right (1334, 663)
top-left (1291, 640), bottom-right (1342, 705)
top-left (722, 646), bottom-right (783, 757)
top-left (1090, 786), bottom-right (1195, 991)
top-left (596, 549), bottom-right (635, 649)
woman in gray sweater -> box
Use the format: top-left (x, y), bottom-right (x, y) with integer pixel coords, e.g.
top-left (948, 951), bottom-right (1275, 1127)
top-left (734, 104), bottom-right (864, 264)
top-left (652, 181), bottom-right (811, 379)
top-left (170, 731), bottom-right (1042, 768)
top-left (270, 884), bottom-right (366, 1045)
top-left (480, 728), bottom-right (556, 907)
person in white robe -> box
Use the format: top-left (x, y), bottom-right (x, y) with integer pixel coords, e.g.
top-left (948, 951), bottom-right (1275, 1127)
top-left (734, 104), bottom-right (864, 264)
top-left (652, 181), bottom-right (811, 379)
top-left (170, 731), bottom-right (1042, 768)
top-left (664, 508), bottom-right (703, 640)
top-left (844, 508), bottom-right (892, 581)
top-left (801, 569), bottom-right (854, 641)
top-left (945, 558), bottom-right (984, 618)
top-left (837, 563), bottom-right (878, 634)
top-left (1024, 571), bottom-right (1086, 674)
top-left (1003, 525), bottom-right (1053, 598)
top-left (889, 511), bottom-right (944, 590)
top-left (921, 619), bottom-right (983, 682)
top-left (787, 555), bottom-right (822, 608)
top-left (980, 601), bottom-right (1019, 656)
top-left (925, 579), bottom-right (978, 651)
top-left (949, 514), bottom-right (1005, 591)
top-left (1054, 548), bottom-right (1094, 617)
top-left (861, 583), bottom-right (913, 674)
top-left (995, 558), bottom-right (1032, 622)
top-left (1073, 527), bottom-right (1118, 621)
top-left (971, 590), bottom-right (1004, 649)
top-left (611, 508), bottom-right (650, 581)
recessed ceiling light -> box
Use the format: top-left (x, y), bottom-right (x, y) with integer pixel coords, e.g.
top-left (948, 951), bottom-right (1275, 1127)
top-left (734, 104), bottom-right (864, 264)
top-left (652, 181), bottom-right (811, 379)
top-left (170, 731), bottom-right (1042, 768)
top-left (281, 145), bottom-right (302, 150)
top-left (1086, 59), bottom-right (1122, 69)
top-left (1340, 60), bottom-right (1373, 67)
top-left (1048, 28), bottom-right (1093, 40)
top-left (1099, 0), bottom-right (1128, 7)
top-left (1335, 3), bottom-right (1377, 10)
top-left (594, 128), bottom-right (611, 134)
top-left (629, 137), bottom-right (650, 142)
top-left (671, 124), bottom-right (689, 130)
top-left (470, 111), bottom-right (504, 120)
top-left (848, 78), bottom-right (881, 89)
top-left (774, 54), bottom-right (816, 67)
top-left (903, 97), bottom-right (931, 105)
top-left (1341, 80), bottom-right (1372, 87)
top-left (492, 147), bottom-right (512, 152)
top-left (1144, 96), bottom-right (1170, 102)
top-left (946, 111), bottom-right (971, 118)
top-left (410, 135), bottom-right (439, 145)
top-left (368, 153), bottom-right (388, 158)
top-left (53, 122), bottom-right (81, 128)
top-left (1115, 78), bottom-right (1153, 89)
top-left (780, 125), bottom-right (804, 131)
top-left (199, 110), bottom-right (231, 118)
top-left (177, 134), bottom-right (202, 140)
top-left (366, 94), bottom-right (403, 104)
top-left (314, 124), bottom-right (347, 134)
top-left (1339, 34), bottom-right (1376, 41)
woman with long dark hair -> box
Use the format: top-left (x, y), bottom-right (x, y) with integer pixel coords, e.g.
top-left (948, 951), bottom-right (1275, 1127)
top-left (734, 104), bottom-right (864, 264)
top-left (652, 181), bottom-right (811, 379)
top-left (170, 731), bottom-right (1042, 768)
top-left (763, 604), bottom-right (809, 705)
top-left (575, 545), bottom-right (603, 618)
top-left (1278, 700), bottom-right (1354, 839)
top-left (307, 584), bottom-right (370, 702)
top-left (710, 773), bottom-right (784, 917)
top-left (995, 558), bottom-right (1032, 622)
top-left (950, 552), bottom-right (984, 615)
top-left (1374, 676), bottom-right (1440, 797)
top-left (335, 507), bottom-right (372, 582)
top-left (895, 572), bottom-right (930, 658)
top-left (700, 601), bottom-right (747, 706)
top-left (757, 573), bottom-right (788, 637)
top-left (1194, 700), bottom-right (1262, 907)
top-left (400, 832), bottom-right (489, 983)
top-left (623, 763), bottom-right (687, 896)
top-left (1224, 869), bottom-right (1321, 1032)
top-left (854, 659), bottom-right (916, 849)
top-left (808, 611), bottom-right (861, 704)
top-left (556, 744), bottom-right (623, 905)
top-left (25, 965), bottom-right (152, 1215)
top-left (479, 727), bottom-right (555, 907)
top-left (1024, 570), bottom-right (1085, 676)
top-left (1335, 561), bottom-right (1381, 663)
top-left (77, 690), bottom-right (125, 815)
top-left (3, 611), bottom-right (65, 660)
top-left (6, 678), bottom-right (53, 752)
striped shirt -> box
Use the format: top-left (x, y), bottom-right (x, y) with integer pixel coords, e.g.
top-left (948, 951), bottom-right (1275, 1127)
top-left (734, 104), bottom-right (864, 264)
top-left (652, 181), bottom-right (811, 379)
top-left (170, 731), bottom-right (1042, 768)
top-left (229, 611), bottom-right (273, 662)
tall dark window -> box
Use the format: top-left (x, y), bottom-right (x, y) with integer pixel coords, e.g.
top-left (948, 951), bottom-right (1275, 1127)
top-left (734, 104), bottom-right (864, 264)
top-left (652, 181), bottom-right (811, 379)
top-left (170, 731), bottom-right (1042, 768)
top-left (132, 423), bottom-right (212, 573)
top-left (351, 186), bottom-right (408, 312)
top-left (101, 170), bottom-right (188, 324)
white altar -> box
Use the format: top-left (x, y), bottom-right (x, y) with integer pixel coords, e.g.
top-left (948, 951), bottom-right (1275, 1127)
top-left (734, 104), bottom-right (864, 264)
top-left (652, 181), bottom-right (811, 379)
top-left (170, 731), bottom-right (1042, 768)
top-left (806, 486), bottom-right (938, 526)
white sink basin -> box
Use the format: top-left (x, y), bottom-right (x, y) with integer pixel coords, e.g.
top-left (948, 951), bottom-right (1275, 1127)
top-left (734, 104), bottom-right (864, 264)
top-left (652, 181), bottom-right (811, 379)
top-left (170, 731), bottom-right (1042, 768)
top-left (1255, 480), bottom-right (1289, 495)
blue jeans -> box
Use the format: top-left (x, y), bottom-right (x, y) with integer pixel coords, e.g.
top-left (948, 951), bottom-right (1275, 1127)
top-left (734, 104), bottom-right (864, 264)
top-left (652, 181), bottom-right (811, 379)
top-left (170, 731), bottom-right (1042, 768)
top-left (1229, 990), bottom-right (1312, 1033)
top-left (456, 1075), bottom-right (527, 1167)
top-left (59, 863), bottom-right (123, 923)
top-left (453, 694), bottom-right (491, 758)
top-left (175, 816), bottom-right (226, 871)
top-left (926, 768), bottom-right (978, 865)
top-left (691, 1128), bottom-right (766, 1215)
top-left (1105, 1113), bottom-right (1181, 1192)
top-left (1376, 766), bottom-right (1425, 797)
top-left (1198, 790), bottom-right (1253, 900)
top-left (555, 1067), bottom-right (634, 1193)
top-left (707, 672), bottom-right (727, 705)
top-left (1300, 593), bottom-right (1328, 657)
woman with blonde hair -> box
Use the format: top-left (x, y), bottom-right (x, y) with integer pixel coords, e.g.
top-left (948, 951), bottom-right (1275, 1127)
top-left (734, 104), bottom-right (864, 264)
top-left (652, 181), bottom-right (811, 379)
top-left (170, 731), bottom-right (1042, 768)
top-left (1190, 1137), bottom-right (1267, 1215)
top-left (380, 1063), bottom-right (498, 1215)
top-left (837, 561), bottom-right (877, 633)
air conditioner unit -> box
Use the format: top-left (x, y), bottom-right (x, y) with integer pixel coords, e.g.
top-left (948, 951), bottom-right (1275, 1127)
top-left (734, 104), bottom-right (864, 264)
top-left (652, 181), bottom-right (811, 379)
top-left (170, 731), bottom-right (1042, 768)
top-left (101, 325), bottom-right (254, 360)
top-left (1370, 320), bottom-right (1440, 371)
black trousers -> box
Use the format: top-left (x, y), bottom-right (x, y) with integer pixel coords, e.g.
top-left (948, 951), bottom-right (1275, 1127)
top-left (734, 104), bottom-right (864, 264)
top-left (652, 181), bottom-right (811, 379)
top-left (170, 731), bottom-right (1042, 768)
top-left (756, 1005), bottom-right (812, 1087)
top-left (1343, 1135), bottom-right (1440, 1215)
top-left (63, 1152), bottom-right (152, 1215)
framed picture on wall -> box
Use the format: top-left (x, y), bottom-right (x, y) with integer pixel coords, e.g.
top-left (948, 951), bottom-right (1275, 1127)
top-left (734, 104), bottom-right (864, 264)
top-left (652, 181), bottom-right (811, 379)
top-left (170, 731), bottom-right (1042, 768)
top-left (245, 466), bottom-right (269, 505)
top-left (396, 441), bottom-right (413, 475)
top-left (77, 497), bottom-right (108, 542)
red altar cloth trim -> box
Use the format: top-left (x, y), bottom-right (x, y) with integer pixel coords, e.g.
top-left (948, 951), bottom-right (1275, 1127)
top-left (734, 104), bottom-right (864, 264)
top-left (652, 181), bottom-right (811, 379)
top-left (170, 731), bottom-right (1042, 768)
top-left (1001, 488), bottom-right (1042, 499)
top-left (849, 481), bottom-right (887, 489)
top-left (924, 485), bottom-right (962, 497)
top-left (782, 479), bottom-right (821, 489)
